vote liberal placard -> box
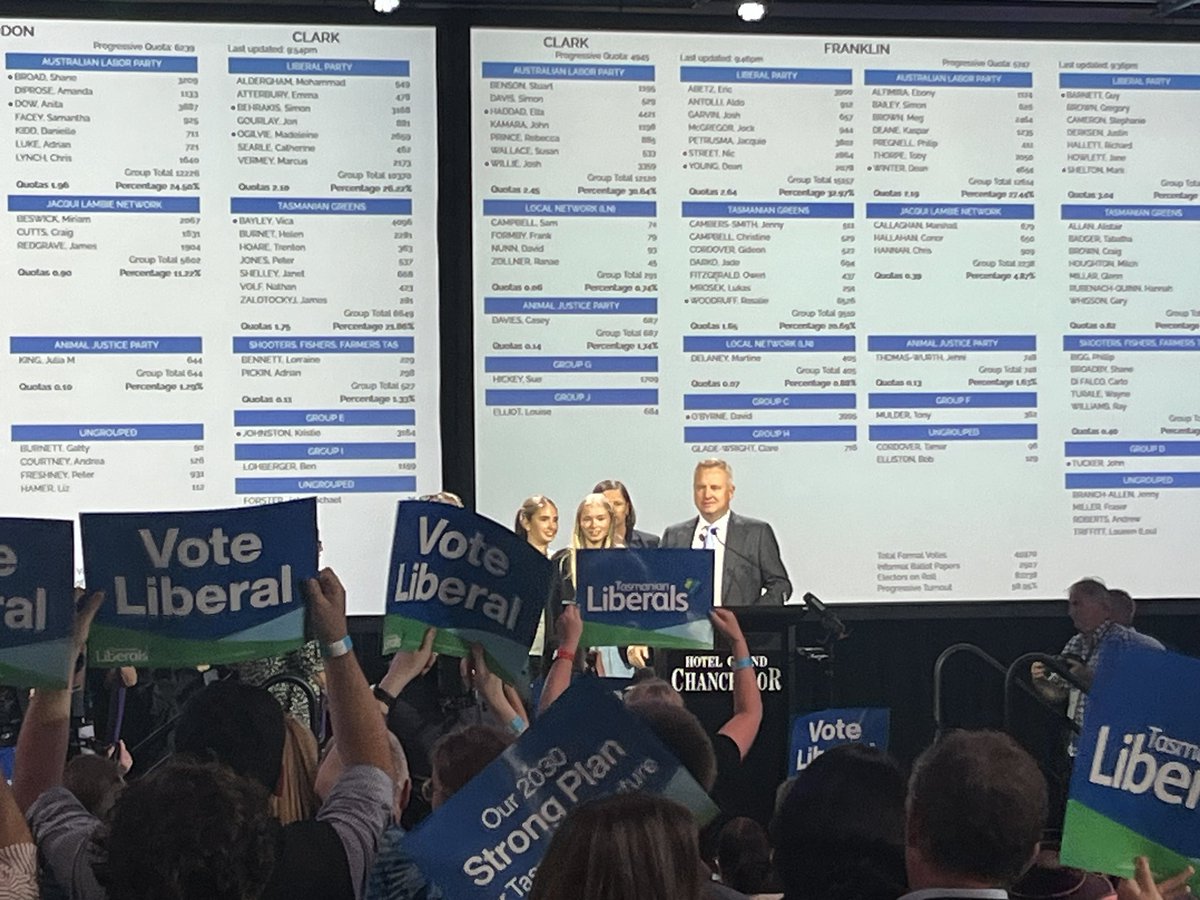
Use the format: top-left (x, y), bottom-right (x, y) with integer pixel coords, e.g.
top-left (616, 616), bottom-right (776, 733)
top-left (575, 548), bottom-right (714, 650)
top-left (404, 677), bottom-right (718, 900)
top-left (789, 708), bottom-right (891, 774)
top-left (1060, 645), bottom-right (1200, 891)
top-left (0, 518), bottom-right (76, 688)
top-left (384, 501), bottom-right (552, 683)
top-left (81, 498), bottom-right (318, 667)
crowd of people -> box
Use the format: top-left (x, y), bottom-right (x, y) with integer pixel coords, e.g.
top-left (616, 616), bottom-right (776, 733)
top-left (0, 460), bottom-right (1191, 899)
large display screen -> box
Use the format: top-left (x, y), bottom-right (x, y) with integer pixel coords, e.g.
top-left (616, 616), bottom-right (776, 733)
top-left (472, 27), bottom-right (1200, 601)
top-left (1, 18), bottom-right (440, 614)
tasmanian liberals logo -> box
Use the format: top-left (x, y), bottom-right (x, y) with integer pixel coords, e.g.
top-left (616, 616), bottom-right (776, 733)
top-left (585, 580), bottom-right (690, 613)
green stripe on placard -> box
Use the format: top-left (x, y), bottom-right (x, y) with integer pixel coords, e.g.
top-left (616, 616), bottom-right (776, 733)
top-left (1061, 800), bottom-right (1200, 892)
top-left (87, 622), bottom-right (303, 668)
top-left (382, 614), bottom-right (528, 685)
top-left (0, 661), bottom-right (67, 690)
top-left (579, 619), bottom-right (712, 650)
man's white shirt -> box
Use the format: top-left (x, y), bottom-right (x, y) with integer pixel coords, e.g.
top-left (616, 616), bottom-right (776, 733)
top-left (692, 510), bottom-right (730, 607)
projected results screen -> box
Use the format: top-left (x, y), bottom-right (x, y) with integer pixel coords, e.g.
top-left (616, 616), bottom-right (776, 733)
top-left (0, 19), bottom-right (440, 613)
top-left (472, 28), bottom-right (1200, 602)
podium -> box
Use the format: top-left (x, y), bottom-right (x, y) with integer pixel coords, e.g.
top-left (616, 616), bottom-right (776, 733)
top-left (659, 605), bottom-right (837, 825)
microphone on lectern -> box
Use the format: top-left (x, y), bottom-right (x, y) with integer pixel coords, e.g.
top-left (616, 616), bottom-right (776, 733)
top-left (802, 592), bottom-right (848, 641)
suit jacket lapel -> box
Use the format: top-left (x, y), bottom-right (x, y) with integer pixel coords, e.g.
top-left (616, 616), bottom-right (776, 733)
top-left (721, 512), bottom-right (740, 602)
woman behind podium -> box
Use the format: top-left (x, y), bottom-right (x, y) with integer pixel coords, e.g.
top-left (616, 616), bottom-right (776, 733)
top-left (544, 493), bottom-right (616, 674)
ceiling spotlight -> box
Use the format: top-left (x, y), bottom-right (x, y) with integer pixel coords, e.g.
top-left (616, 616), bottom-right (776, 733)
top-left (736, 0), bottom-right (767, 21)
top-left (373, 0), bottom-right (401, 12)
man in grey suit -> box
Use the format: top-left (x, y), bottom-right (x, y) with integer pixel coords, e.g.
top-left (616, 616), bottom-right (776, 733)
top-left (660, 458), bottom-right (791, 606)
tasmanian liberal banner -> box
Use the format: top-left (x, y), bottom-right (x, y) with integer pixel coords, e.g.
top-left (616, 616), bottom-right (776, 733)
top-left (384, 501), bottom-right (551, 684)
top-left (0, 518), bottom-right (76, 688)
top-left (1061, 645), bottom-right (1200, 891)
top-left (404, 678), bottom-right (718, 899)
top-left (575, 548), bottom-right (714, 649)
top-left (82, 499), bottom-right (318, 667)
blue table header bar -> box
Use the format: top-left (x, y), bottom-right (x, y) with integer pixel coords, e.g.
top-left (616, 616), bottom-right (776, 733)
top-left (233, 337), bottom-right (413, 353)
top-left (870, 424), bottom-right (1037, 441)
top-left (869, 392), bottom-right (1036, 409)
top-left (485, 356), bottom-right (657, 373)
top-left (866, 69), bottom-right (1031, 87)
top-left (684, 335), bottom-right (855, 352)
top-left (8, 195), bottom-right (199, 213)
top-left (685, 426), bottom-right (856, 442)
top-left (232, 197), bottom-right (411, 215)
top-left (684, 393), bottom-right (855, 410)
top-left (868, 203), bottom-right (1034, 219)
top-left (680, 66), bottom-right (851, 85)
top-left (869, 335), bottom-right (1036, 352)
top-left (485, 389), bottom-right (657, 406)
top-left (484, 297), bottom-right (657, 315)
top-left (234, 409), bottom-right (415, 426)
top-left (11, 424), bottom-right (203, 441)
top-left (682, 202), bottom-right (853, 219)
top-left (229, 57), bottom-right (409, 76)
top-left (10, 337), bottom-right (201, 354)
top-left (483, 62), bottom-right (654, 80)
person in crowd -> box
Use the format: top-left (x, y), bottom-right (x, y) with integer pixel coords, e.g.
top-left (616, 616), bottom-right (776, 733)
top-left (902, 729), bottom-right (1046, 899)
top-left (426, 724), bottom-right (514, 810)
top-left (1107, 588), bottom-right (1135, 627)
top-left (529, 793), bottom-right (707, 900)
top-left (317, 732), bottom-right (440, 900)
top-left (513, 494), bottom-right (559, 557)
top-left (661, 459), bottom-right (791, 607)
top-left (0, 763), bottom-right (37, 900)
top-left (271, 715), bottom-right (321, 825)
top-left (543, 493), bottom-right (617, 674)
top-left (1031, 579), bottom-right (1164, 748)
top-left (593, 479), bottom-right (659, 548)
top-left (63, 753), bottom-right (126, 819)
top-left (714, 818), bottom-right (777, 897)
top-left (771, 743), bottom-right (907, 900)
top-left (17, 569), bottom-right (396, 900)
top-left (417, 492), bottom-right (464, 507)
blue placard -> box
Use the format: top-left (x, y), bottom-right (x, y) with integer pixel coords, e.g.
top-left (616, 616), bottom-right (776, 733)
top-left (1061, 646), bottom-right (1200, 890)
top-left (575, 549), bottom-right (714, 650)
top-left (404, 678), bottom-right (717, 899)
top-left (383, 502), bottom-right (552, 683)
top-left (0, 518), bottom-right (75, 688)
top-left (789, 708), bottom-right (891, 774)
top-left (81, 499), bottom-right (317, 667)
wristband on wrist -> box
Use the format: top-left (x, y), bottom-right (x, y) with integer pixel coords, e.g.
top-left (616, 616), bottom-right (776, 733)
top-left (509, 715), bottom-right (527, 735)
top-left (731, 656), bottom-right (754, 670)
top-left (553, 648), bottom-right (576, 663)
top-left (372, 685), bottom-right (398, 713)
top-left (321, 635), bottom-right (353, 659)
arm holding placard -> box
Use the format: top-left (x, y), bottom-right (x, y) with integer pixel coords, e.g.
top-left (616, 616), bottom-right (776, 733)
top-left (467, 645), bottom-right (527, 734)
top-left (14, 589), bottom-right (104, 813)
top-left (538, 604), bottom-right (582, 716)
top-left (1117, 857), bottom-right (1194, 900)
top-left (712, 608), bottom-right (762, 760)
top-left (375, 626), bottom-right (437, 716)
top-left (304, 569), bottom-right (393, 780)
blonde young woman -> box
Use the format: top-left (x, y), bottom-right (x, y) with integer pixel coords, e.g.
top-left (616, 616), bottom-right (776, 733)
top-left (545, 494), bottom-right (646, 677)
top-left (542, 493), bottom-right (616, 673)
